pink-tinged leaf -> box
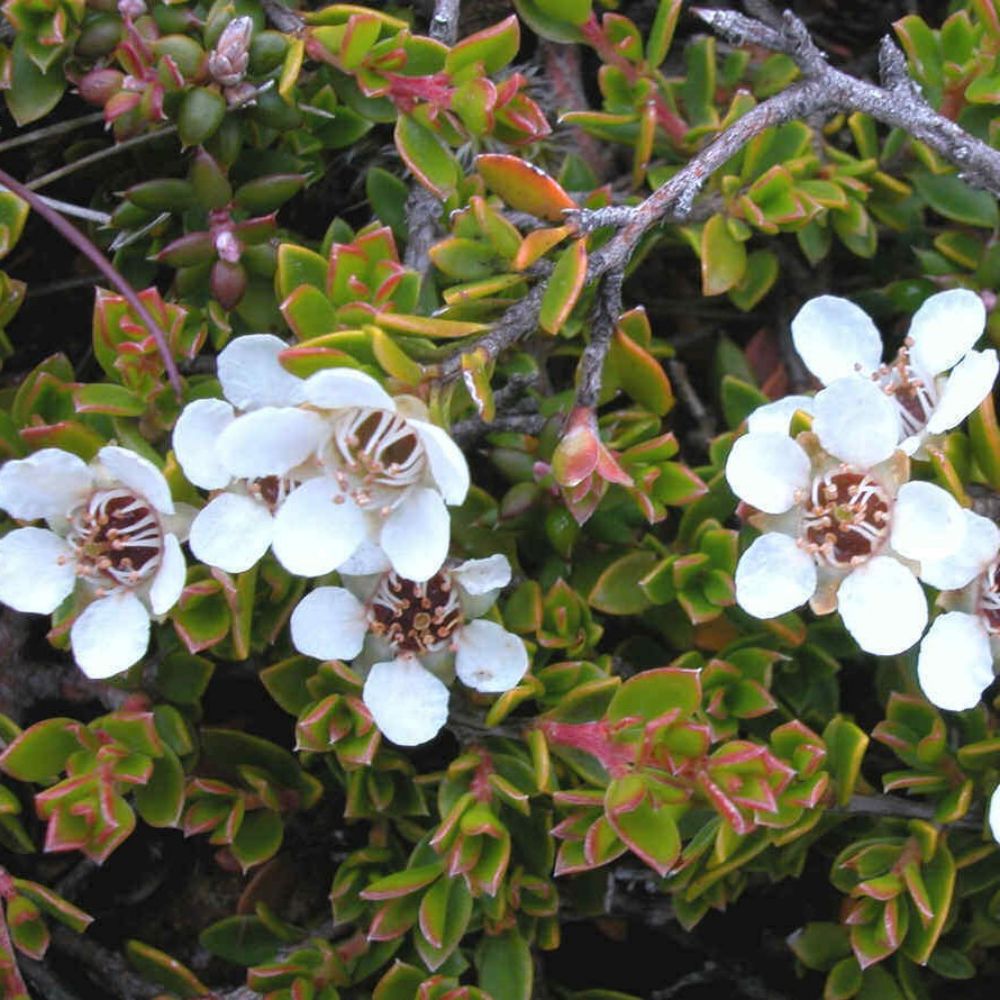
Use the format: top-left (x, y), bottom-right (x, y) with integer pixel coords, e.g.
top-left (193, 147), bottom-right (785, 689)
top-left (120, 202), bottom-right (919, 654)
top-left (10, 880), bottom-right (92, 934)
top-left (375, 312), bottom-right (488, 338)
top-left (446, 15), bottom-right (520, 75)
top-left (6, 896), bottom-right (49, 960)
top-left (606, 795), bottom-right (682, 877)
top-left (0, 719), bottom-right (85, 783)
top-left (280, 284), bottom-right (339, 340)
top-left (360, 863), bottom-right (443, 902)
top-left (477, 154), bottom-right (576, 221)
top-left (512, 224), bottom-right (574, 271)
top-left (394, 114), bottom-right (459, 198)
top-left (460, 348), bottom-right (495, 421)
top-left (608, 328), bottom-right (674, 415)
top-left (539, 238), bottom-right (587, 334)
top-left (551, 410), bottom-right (600, 487)
top-left (367, 894), bottom-right (420, 942)
top-left (700, 213), bottom-right (747, 297)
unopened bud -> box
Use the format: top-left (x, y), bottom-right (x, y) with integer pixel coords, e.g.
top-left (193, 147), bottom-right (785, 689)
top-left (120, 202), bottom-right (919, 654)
top-left (117, 0), bottom-right (146, 18)
top-left (78, 67), bottom-right (125, 106)
top-left (210, 258), bottom-right (247, 310)
top-left (208, 15), bottom-right (252, 87)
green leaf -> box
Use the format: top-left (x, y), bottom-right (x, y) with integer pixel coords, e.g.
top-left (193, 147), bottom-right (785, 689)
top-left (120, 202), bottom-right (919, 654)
top-left (5, 37), bottom-right (66, 126)
top-left (539, 239), bottom-right (587, 334)
top-left (608, 330), bottom-right (674, 415)
top-left (394, 114), bottom-right (459, 198)
top-left (234, 174), bottom-right (307, 215)
top-left (276, 243), bottom-right (328, 299)
top-left (260, 656), bottom-right (317, 715)
top-left (11, 880), bottom-right (92, 933)
top-left (200, 915), bottom-right (284, 965)
top-left (125, 940), bottom-right (210, 998)
top-left (446, 15), bottom-right (520, 75)
top-left (607, 666), bottom-right (702, 723)
top-left (913, 172), bottom-right (999, 228)
top-left (926, 945), bottom-right (975, 979)
top-left (366, 167), bottom-right (409, 239)
top-left (476, 929), bottom-right (533, 1000)
top-left (231, 809), bottom-right (284, 870)
top-left (729, 249), bottom-right (779, 312)
top-left (902, 844), bottom-right (955, 965)
top-left (646, 0), bottom-right (683, 66)
top-left (700, 214), bottom-right (747, 296)
top-left (606, 794), bottom-right (681, 876)
top-left (823, 716), bottom-right (869, 807)
top-left (968, 394), bottom-right (1000, 490)
top-left (512, 0), bottom-right (587, 41)
top-left (0, 718), bottom-right (83, 782)
top-left (588, 551), bottom-right (657, 615)
top-left (134, 748), bottom-right (185, 828)
top-left (7, 896), bottom-right (49, 960)
top-left (178, 87), bottom-right (226, 147)
top-left (789, 922), bottom-right (852, 972)
top-left (360, 863), bottom-right (443, 901)
top-left (720, 375), bottom-right (769, 429)
top-left (280, 284), bottom-right (338, 339)
top-left (825, 956), bottom-right (862, 999)
top-left (154, 653), bottom-right (215, 706)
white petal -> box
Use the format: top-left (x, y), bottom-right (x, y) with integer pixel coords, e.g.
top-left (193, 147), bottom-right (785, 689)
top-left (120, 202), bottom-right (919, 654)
top-left (725, 432), bottom-right (811, 514)
top-left (917, 612), bottom-right (993, 711)
top-left (149, 533), bottom-right (185, 615)
top-left (410, 419), bottom-right (470, 505)
top-left (98, 446), bottom-right (174, 514)
top-left (303, 368), bottom-right (395, 411)
top-left (890, 481), bottom-right (966, 563)
top-left (813, 378), bottom-right (900, 467)
top-left (927, 349), bottom-right (999, 434)
top-left (217, 333), bottom-right (305, 409)
top-left (920, 510), bottom-right (1000, 591)
top-left (908, 289), bottom-right (986, 376)
top-left (271, 477), bottom-right (364, 576)
top-left (70, 591), bottom-right (150, 679)
top-left (172, 398), bottom-right (235, 490)
top-left (216, 407), bottom-right (327, 479)
top-left (290, 586), bottom-right (368, 660)
top-left (746, 395), bottom-right (815, 435)
top-left (189, 492), bottom-right (274, 574)
top-left (363, 656), bottom-right (450, 746)
top-left (452, 554), bottom-right (512, 595)
top-left (454, 619), bottom-right (528, 693)
top-left (790, 295), bottom-right (883, 384)
top-left (837, 556), bottom-right (927, 655)
top-left (338, 539), bottom-right (391, 576)
top-left (734, 532), bottom-right (817, 619)
top-left (380, 487), bottom-right (449, 582)
top-left (990, 787), bottom-right (1000, 845)
top-left (0, 449), bottom-right (92, 520)
top-left (0, 527), bottom-right (76, 613)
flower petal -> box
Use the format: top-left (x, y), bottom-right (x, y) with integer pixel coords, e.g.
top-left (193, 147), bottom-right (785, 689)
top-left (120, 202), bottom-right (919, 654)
top-left (98, 445), bottom-right (174, 514)
top-left (908, 289), bottom-right (986, 376)
top-left (338, 539), bottom-right (391, 576)
top-left (725, 432), bottom-right (811, 514)
top-left (920, 510), bottom-right (999, 591)
top-left (363, 656), bottom-right (450, 746)
top-left (149, 533), bottom-right (185, 615)
top-left (813, 378), bottom-right (900, 467)
top-left (452, 554), bottom-right (512, 595)
top-left (837, 556), bottom-right (927, 655)
top-left (454, 618), bottom-right (529, 693)
top-left (189, 492), bottom-right (274, 574)
top-left (70, 591), bottom-right (150, 679)
top-left (0, 449), bottom-right (92, 520)
top-left (990, 787), bottom-right (1000, 845)
top-left (172, 398), bottom-right (235, 489)
top-left (380, 487), bottom-right (449, 582)
top-left (271, 477), bottom-right (364, 576)
top-left (216, 407), bottom-right (327, 479)
top-left (0, 527), bottom-right (76, 613)
top-left (410, 419), bottom-right (470, 505)
top-left (734, 532), bottom-right (817, 620)
top-left (746, 395), bottom-right (815, 435)
top-left (926, 349), bottom-right (999, 434)
top-left (891, 481), bottom-right (966, 563)
top-left (917, 612), bottom-right (993, 711)
top-left (291, 586), bottom-right (368, 660)
top-left (791, 295), bottom-right (883, 383)
top-left (217, 333), bottom-right (305, 409)
top-left (303, 368), bottom-right (395, 411)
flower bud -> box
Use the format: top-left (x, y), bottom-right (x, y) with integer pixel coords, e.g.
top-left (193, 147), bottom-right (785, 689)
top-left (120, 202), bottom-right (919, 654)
top-left (78, 67), bottom-right (125, 106)
top-left (210, 258), bottom-right (247, 310)
top-left (117, 0), bottom-right (146, 19)
top-left (208, 15), bottom-right (252, 87)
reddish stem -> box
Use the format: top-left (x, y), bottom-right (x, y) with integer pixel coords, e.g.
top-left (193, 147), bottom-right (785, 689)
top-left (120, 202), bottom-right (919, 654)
top-left (0, 899), bottom-right (30, 1000)
top-left (540, 719), bottom-right (634, 777)
top-left (0, 166), bottom-right (182, 399)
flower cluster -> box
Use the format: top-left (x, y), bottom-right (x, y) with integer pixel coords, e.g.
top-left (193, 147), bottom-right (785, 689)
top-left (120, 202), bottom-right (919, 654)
top-left (729, 290), bottom-right (999, 685)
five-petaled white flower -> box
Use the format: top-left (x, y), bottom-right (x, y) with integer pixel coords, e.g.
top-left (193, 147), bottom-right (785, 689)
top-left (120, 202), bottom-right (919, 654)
top-left (289, 555), bottom-right (528, 746)
top-left (0, 446), bottom-right (189, 678)
top-left (791, 289), bottom-right (998, 456)
top-left (727, 378), bottom-right (967, 656)
top-left (916, 509), bottom-right (1000, 711)
top-left (180, 334), bottom-right (469, 583)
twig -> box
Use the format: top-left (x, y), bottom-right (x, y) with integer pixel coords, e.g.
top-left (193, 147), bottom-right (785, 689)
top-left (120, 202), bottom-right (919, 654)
top-left (48, 926), bottom-right (159, 1000)
top-left (24, 126), bottom-right (178, 191)
top-left (0, 166), bottom-right (183, 398)
top-left (428, 0), bottom-right (460, 45)
top-left (0, 189), bottom-right (111, 225)
top-left (262, 0), bottom-right (304, 33)
top-left (669, 359), bottom-right (716, 448)
top-left (19, 958), bottom-right (84, 1000)
top-left (0, 112), bottom-right (104, 154)
top-left (439, 5), bottom-right (1000, 378)
top-left (841, 793), bottom-right (981, 830)
top-left (574, 271), bottom-right (623, 410)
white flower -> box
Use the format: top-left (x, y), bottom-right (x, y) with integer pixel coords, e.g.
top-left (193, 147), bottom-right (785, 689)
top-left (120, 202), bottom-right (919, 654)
top-left (0, 446), bottom-right (190, 678)
top-left (990, 786), bottom-right (1000, 844)
top-left (289, 555), bottom-right (527, 746)
top-left (917, 509), bottom-right (1000, 711)
top-left (190, 335), bottom-right (470, 582)
top-left (173, 334), bottom-right (324, 575)
top-left (726, 400), bottom-right (967, 655)
top-left (791, 290), bottom-right (998, 456)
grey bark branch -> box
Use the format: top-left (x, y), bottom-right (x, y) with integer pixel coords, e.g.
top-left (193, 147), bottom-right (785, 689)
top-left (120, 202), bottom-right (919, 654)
top-left (439, 4), bottom-right (1000, 379)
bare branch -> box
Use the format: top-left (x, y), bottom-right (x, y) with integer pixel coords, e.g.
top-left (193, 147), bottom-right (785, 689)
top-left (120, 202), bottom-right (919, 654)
top-left (428, 0), bottom-right (460, 45)
top-left (574, 271), bottom-right (623, 410)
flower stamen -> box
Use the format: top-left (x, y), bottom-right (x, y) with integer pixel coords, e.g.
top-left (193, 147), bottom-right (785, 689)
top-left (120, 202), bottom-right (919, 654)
top-left (369, 571), bottom-right (462, 654)
top-left (799, 468), bottom-right (891, 567)
top-left (979, 559), bottom-right (1000, 635)
top-left (875, 344), bottom-right (939, 437)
